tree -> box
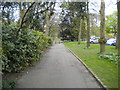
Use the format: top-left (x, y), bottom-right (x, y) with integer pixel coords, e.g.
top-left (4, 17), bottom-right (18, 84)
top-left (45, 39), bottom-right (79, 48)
top-left (78, 18), bottom-right (82, 44)
top-left (1, 2), bottom-right (19, 24)
top-left (19, 2), bottom-right (27, 25)
top-left (49, 13), bottom-right (60, 41)
top-left (59, 2), bottom-right (78, 41)
top-left (89, 13), bottom-right (100, 37)
top-left (43, 2), bottom-right (56, 36)
top-left (59, 2), bottom-right (87, 42)
top-left (77, 2), bottom-right (87, 44)
top-left (86, 1), bottom-right (90, 48)
top-left (105, 11), bottom-right (117, 37)
top-left (117, 0), bottom-right (120, 55)
top-left (99, 0), bottom-right (106, 53)
top-left (17, 2), bottom-right (35, 38)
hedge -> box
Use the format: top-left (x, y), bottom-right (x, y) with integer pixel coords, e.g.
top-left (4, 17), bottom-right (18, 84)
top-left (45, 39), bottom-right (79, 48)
top-left (2, 23), bottom-right (52, 72)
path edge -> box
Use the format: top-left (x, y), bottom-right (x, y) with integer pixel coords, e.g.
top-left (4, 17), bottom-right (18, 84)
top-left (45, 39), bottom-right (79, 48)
top-left (65, 45), bottom-right (108, 90)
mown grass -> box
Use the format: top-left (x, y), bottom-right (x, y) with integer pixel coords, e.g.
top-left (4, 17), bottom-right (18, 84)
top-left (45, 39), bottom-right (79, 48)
top-left (64, 42), bottom-right (118, 88)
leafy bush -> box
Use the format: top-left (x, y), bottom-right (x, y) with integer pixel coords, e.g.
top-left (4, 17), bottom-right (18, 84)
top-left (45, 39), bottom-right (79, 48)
top-left (46, 37), bottom-right (53, 45)
top-left (2, 79), bottom-right (17, 89)
top-left (99, 52), bottom-right (119, 65)
top-left (2, 23), bottom-right (52, 72)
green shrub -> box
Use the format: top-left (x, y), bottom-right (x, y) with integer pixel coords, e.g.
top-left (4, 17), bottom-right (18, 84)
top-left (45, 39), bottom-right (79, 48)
top-left (2, 79), bottom-right (17, 89)
top-left (46, 37), bottom-right (52, 45)
top-left (2, 23), bottom-right (52, 72)
top-left (99, 52), bottom-right (119, 65)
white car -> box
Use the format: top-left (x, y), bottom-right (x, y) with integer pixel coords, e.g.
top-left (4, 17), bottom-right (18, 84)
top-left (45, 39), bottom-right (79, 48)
top-left (106, 38), bottom-right (116, 46)
top-left (90, 37), bottom-right (100, 44)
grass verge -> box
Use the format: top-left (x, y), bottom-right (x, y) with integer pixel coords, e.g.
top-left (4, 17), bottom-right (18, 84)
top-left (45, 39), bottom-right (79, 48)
top-left (64, 42), bottom-right (118, 88)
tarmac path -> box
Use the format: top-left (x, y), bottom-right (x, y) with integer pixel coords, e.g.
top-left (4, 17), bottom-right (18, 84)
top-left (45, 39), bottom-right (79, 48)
top-left (16, 43), bottom-right (100, 88)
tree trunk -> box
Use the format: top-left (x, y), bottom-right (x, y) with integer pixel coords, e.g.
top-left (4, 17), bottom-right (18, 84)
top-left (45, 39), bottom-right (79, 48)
top-left (117, 1), bottom-right (120, 55)
top-left (19, 2), bottom-right (26, 25)
top-left (117, 1), bottom-right (120, 89)
top-left (86, 2), bottom-right (90, 48)
top-left (19, 2), bottom-right (22, 25)
top-left (7, 11), bottom-right (10, 24)
top-left (78, 18), bottom-right (82, 44)
top-left (99, 0), bottom-right (106, 53)
top-left (45, 2), bottom-right (55, 37)
top-left (44, 11), bottom-right (49, 36)
top-left (81, 18), bottom-right (85, 41)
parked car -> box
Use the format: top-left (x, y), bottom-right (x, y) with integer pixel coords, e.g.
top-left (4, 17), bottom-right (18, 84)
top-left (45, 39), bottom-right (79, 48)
top-left (90, 37), bottom-right (100, 44)
top-left (106, 38), bottom-right (116, 46)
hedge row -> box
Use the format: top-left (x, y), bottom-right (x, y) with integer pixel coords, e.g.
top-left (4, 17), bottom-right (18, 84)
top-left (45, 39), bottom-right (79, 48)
top-left (2, 23), bottom-right (52, 72)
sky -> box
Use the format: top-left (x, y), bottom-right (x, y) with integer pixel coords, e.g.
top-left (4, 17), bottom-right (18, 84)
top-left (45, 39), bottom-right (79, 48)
top-left (89, 0), bottom-right (117, 15)
top-left (105, 0), bottom-right (117, 15)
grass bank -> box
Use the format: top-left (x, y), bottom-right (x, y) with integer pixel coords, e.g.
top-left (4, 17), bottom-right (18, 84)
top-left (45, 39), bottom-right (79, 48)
top-left (64, 42), bottom-right (118, 88)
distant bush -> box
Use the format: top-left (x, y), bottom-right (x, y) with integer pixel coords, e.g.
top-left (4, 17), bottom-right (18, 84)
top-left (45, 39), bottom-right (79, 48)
top-left (99, 52), bottom-right (119, 65)
top-left (2, 23), bottom-right (52, 72)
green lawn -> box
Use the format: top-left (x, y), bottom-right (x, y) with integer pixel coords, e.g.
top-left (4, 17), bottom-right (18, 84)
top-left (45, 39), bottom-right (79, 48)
top-left (64, 42), bottom-right (118, 88)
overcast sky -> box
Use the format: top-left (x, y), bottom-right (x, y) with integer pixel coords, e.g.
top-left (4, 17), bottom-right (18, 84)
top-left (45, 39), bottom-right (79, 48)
top-left (105, 0), bottom-right (117, 15)
top-left (89, 0), bottom-right (117, 15)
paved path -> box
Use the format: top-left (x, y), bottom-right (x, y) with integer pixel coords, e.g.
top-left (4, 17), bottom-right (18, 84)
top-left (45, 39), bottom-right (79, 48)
top-left (16, 43), bottom-right (100, 88)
